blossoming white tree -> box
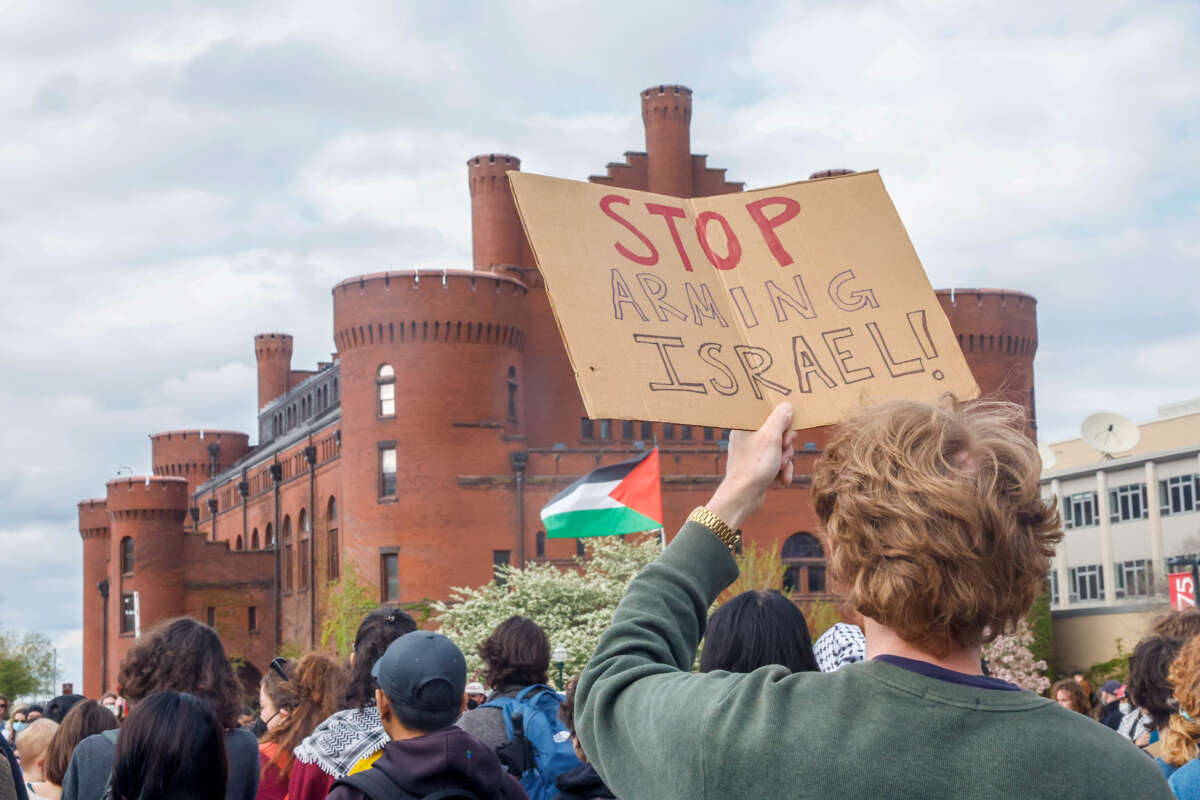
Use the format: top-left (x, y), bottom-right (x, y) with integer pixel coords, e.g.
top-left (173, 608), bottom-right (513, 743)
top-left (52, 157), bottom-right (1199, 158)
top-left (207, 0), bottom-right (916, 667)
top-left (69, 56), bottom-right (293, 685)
top-left (982, 619), bottom-right (1051, 693)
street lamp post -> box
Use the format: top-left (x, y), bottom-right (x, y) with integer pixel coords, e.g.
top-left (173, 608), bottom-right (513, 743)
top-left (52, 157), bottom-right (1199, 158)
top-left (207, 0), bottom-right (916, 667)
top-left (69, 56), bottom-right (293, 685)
top-left (552, 644), bottom-right (568, 690)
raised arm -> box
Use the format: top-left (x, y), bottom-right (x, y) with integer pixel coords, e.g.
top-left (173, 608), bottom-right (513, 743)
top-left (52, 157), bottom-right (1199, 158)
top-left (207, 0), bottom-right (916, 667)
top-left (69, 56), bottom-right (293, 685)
top-left (575, 403), bottom-right (795, 799)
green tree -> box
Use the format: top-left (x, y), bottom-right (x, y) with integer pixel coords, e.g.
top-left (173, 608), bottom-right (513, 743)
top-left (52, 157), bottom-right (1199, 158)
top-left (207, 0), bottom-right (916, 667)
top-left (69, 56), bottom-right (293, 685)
top-left (321, 567), bottom-right (378, 658)
top-left (434, 536), bottom-right (662, 680)
top-left (0, 631), bottom-right (55, 700)
top-left (1026, 589), bottom-right (1056, 680)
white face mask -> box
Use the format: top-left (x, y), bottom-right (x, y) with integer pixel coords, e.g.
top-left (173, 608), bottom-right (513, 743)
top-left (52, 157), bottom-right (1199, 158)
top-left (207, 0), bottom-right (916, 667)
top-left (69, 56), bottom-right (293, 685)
top-left (102, 703), bottom-right (119, 715)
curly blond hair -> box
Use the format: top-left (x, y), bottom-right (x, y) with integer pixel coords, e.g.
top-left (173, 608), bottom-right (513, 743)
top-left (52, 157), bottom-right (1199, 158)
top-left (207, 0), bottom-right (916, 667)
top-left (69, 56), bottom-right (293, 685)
top-left (1163, 635), bottom-right (1200, 766)
top-left (812, 397), bottom-right (1061, 657)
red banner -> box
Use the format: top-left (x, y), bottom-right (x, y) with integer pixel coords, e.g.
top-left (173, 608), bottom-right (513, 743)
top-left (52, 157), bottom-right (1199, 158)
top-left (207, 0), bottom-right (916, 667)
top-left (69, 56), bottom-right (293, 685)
top-left (1169, 571), bottom-right (1196, 610)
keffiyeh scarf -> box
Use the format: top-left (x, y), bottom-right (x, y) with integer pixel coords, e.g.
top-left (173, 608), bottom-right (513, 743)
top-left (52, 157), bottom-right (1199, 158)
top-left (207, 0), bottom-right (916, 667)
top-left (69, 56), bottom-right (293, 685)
top-left (292, 705), bottom-right (387, 778)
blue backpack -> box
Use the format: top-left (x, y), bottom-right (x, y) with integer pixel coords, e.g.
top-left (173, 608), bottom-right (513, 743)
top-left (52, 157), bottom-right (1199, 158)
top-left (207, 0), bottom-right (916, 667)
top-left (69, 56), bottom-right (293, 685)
top-left (482, 684), bottom-right (583, 800)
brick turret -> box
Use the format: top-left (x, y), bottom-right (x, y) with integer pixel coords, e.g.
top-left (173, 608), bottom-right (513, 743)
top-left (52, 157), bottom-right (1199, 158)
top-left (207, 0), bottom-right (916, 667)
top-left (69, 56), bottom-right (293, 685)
top-left (642, 85), bottom-right (693, 197)
top-left (104, 476), bottom-right (189, 679)
top-left (78, 499), bottom-right (110, 698)
top-left (468, 154), bottom-right (533, 273)
top-left (936, 289), bottom-right (1039, 433)
top-left (151, 429), bottom-right (251, 496)
top-left (255, 333), bottom-right (294, 410)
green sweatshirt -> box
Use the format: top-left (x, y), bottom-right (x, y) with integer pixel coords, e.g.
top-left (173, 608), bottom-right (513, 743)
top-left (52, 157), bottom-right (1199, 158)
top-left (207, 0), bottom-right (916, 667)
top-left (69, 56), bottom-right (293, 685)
top-left (577, 522), bottom-right (1172, 800)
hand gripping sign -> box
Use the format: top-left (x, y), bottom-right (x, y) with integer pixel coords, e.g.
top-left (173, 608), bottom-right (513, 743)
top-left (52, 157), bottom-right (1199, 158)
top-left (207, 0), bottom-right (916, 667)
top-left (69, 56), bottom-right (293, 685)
top-left (508, 171), bottom-right (979, 431)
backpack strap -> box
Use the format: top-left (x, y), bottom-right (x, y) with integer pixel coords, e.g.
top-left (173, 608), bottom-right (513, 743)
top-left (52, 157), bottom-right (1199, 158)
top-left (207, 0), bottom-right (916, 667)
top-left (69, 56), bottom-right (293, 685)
top-left (100, 729), bottom-right (121, 800)
top-left (333, 767), bottom-right (418, 800)
top-left (514, 684), bottom-right (558, 704)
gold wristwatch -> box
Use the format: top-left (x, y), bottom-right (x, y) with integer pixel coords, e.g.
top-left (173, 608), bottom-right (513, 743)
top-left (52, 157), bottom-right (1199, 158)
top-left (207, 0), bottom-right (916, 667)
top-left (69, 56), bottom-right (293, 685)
top-left (687, 506), bottom-right (740, 551)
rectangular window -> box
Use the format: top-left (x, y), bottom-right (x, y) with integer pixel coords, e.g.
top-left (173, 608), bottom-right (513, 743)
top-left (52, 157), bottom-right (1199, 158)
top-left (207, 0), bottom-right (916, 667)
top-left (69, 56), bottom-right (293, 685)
top-left (328, 528), bottom-right (340, 580)
top-left (1161, 475), bottom-right (1200, 516)
top-left (493, 550), bottom-right (511, 585)
top-left (680, 425), bottom-right (693, 442)
top-left (621, 420), bottom-right (634, 440)
top-left (206, 606), bottom-right (216, 627)
top-left (1063, 491), bottom-right (1099, 529)
top-left (1114, 559), bottom-right (1152, 599)
top-left (379, 382), bottom-right (395, 418)
top-left (580, 418), bottom-right (594, 440)
top-left (1069, 564), bottom-right (1104, 602)
top-left (299, 539), bottom-right (310, 590)
top-left (598, 419), bottom-right (611, 441)
top-left (379, 445), bottom-right (397, 498)
top-left (120, 594), bottom-right (136, 634)
top-left (703, 427), bottom-right (715, 442)
top-left (640, 421), bottom-right (653, 441)
top-left (663, 423), bottom-right (675, 441)
top-left (248, 606), bottom-right (258, 633)
top-left (1047, 571), bottom-right (1060, 605)
top-left (381, 553), bottom-right (399, 602)
top-left (1109, 483), bottom-right (1148, 523)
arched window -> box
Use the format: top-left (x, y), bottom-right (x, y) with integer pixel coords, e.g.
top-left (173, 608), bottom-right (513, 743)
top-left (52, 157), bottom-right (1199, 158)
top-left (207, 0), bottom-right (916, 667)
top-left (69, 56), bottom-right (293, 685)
top-left (283, 516), bottom-right (293, 592)
top-left (507, 366), bottom-right (519, 423)
top-left (299, 508), bottom-right (308, 534)
top-left (378, 364), bottom-right (395, 418)
top-left (298, 508), bottom-right (310, 590)
top-left (327, 496), bottom-right (340, 580)
top-left (536, 530), bottom-right (545, 559)
top-left (264, 522), bottom-right (274, 548)
top-left (235, 535), bottom-right (243, 550)
top-left (251, 528), bottom-right (260, 550)
top-left (120, 537), bottom-right (134, 575)
top-left (782, 532), bottom-right (826, 595)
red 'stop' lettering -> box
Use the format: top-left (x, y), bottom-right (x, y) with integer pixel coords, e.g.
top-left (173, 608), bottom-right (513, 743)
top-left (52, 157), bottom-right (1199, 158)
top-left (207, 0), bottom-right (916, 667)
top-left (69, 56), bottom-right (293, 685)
top-left (600, 194), bottom-right (659, 266)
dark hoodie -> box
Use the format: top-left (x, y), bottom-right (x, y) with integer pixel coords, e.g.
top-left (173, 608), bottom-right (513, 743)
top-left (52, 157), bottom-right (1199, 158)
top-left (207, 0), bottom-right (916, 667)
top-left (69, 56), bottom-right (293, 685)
top-left (327, 727), bottom-right (527, 800)
top-left (554, 764), bottom-right (615, 800)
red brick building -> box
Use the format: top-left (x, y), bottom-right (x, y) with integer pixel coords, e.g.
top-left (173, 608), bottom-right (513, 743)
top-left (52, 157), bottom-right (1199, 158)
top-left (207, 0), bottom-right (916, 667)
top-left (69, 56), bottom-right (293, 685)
top-left (76, 85), bottom-right (1040, 697)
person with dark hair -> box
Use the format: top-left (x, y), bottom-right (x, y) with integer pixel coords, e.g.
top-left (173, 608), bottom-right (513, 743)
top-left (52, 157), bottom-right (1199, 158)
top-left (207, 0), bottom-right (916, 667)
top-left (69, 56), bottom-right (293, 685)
top-left (554, 676), bottom-right (615, 800)
top-left (699, 590), bottom-right (818, 674)
top-left (287, 606), bottom-right (415, 800)
top-left (257, 654), bottom-right (344, 800)
top-left (61, 617), bottom-right (258, 800)
top-left (23, 708), bottom-right (43, 724)
top-left (574, 399), bottom-right (1172, 799)
top-left (1050, 679), bottom-right (1090, 715)
top-left (0, 730), bottom-right (28, 800)
top-left (110, 691), bottom-right (227, 800)
top-left (1098, 680), bottom-right (1125, 730)
top-left (42, 697), bottom-right (84, 727)
top-left (1124, 636), bottom-right (1185, 760)
top-left (329, 632), bottom-right (525, 799)
top-left (456, 616), bottom-right (551, 750)
top-left (43, 700), bottom-right (119, 798)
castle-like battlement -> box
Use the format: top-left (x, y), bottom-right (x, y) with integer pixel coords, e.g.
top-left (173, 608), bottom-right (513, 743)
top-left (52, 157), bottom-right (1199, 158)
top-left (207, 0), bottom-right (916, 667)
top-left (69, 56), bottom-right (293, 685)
top-left (254, 332), bottom-right (294, 350)
top-left (105, 476), bottom-right (190, 516)
top-left (936, 288), bottom-right (1039, 358)
top-left (78, 498), bottom-right (110, 538)
top-left (467, 154), bottom-right (522, 195)
top-left (641, 84), bottom-right (693, 124)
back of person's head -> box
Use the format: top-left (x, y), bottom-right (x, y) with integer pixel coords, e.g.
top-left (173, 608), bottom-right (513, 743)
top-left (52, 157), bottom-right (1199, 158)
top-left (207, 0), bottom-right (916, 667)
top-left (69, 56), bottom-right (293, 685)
top-left (479, 615), bottom-right (550, 688)
top-left (812, 398), bottom-right (1060, 657)
top-left (117, 616), bottom-right (242, 729)
top-left (263, 654), bottom-right (345, 775)
top-left (1050, 678), bottom-right (1090, 715)
top-left (45, 699), bottom-right (120, 786)
top-left (344, 606), bottom-right (417, 709)
top-left (1164, 635), bottom-right (1200, 766)
top-left (700, 590), bottom-right (818, 674)
top-left (1129, 635), bottom-right (1184, 729)
top-left (374, 631), bottom-right (466, 733)
top-left (45, 694), bottom-right (85, 724)
top-left (15, 717), bottom-right (58, 772)
top-left (1153, 608), bottom-right (1200, 641)
top-left (112, 691), bottom-right (227, 800)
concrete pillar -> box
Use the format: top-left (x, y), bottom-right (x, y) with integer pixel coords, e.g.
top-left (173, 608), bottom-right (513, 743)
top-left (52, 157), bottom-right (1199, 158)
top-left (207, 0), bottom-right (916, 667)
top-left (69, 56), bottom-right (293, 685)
top-left (1052, 478), bottom-right (1069, 608)
top-left (1097, 470), bottom-right (1115, 604)
top-left (1146, 460), bottom-right (1164, 594)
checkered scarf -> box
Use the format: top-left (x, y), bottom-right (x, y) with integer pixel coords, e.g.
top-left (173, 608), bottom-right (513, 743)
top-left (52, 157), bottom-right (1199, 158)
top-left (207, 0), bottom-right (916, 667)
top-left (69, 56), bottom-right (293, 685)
top-left (292, 705), bottom-right (387, 778)
top-left (813, 622), bottom-right (866, 673)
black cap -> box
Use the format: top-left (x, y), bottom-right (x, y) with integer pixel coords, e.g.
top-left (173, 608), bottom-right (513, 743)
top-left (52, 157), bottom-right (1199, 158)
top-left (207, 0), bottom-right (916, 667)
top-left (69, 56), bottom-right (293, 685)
top-left (371, 631), bottom-right (467, 714)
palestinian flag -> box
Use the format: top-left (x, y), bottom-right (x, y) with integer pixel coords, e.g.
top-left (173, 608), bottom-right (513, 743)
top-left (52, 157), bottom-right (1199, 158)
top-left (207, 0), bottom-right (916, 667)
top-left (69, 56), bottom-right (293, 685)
top-left (541, 449), bottom-right (663, 538)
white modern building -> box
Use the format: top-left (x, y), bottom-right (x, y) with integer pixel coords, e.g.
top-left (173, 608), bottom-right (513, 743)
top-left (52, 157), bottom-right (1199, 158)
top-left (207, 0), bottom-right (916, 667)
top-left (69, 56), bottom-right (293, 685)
top-left (1042, 400), bottom-right (1200, 670)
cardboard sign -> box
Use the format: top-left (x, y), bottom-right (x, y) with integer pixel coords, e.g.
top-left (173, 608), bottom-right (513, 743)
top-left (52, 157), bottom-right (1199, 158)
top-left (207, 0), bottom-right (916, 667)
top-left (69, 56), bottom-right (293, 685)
top-left (1170, 571), bottom-right (1196, 610)
top-left (509, 171), bottom-right (979, 431)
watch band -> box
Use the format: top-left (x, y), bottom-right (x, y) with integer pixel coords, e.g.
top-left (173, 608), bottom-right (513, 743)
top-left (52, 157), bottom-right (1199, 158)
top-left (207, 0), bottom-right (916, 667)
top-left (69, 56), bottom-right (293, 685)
top-left (687, 506), bottom-right (740, 551)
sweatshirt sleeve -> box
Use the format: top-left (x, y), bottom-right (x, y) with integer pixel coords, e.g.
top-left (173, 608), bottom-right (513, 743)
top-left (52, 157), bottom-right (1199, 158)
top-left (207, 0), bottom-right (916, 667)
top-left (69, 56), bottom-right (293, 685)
top-left (60, 734), bottom-right (113, 800)
top-left (575, 521), bottom-right (742, 800)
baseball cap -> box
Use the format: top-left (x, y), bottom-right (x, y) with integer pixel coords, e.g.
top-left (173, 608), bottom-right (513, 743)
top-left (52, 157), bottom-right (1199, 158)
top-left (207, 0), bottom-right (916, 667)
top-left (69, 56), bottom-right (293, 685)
top-left (371, 631), bottom-right (467, 715)
top-left (465, 681), bottom-right (485, 695)
top-left (1101, 680), bottom-right (1122, 695)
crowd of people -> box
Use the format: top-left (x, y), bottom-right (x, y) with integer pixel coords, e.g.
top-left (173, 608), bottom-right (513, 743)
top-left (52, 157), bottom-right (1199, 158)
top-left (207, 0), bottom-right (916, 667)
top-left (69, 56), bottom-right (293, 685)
top-left (7, 398), bottom-right (1200, 797)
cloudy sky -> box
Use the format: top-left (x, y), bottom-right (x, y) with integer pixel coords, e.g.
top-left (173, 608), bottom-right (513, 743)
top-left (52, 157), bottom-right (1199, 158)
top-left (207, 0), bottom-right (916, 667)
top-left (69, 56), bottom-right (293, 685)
top-left (1, 0), bottom-right (1196, 689)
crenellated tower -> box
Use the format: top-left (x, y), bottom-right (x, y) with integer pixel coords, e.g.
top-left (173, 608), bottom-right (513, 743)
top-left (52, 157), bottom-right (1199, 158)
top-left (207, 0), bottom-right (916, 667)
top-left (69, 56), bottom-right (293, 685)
top-left (255, 333), bottom-right (294, 410)
top-left (468, 154), bottom-right (534, 275)
top-left (641, 85), bottom-right (693, 197)
top-left (151, 429), bottom-right (251, 497)
top-left (77, 499), bottom-right (110, 698)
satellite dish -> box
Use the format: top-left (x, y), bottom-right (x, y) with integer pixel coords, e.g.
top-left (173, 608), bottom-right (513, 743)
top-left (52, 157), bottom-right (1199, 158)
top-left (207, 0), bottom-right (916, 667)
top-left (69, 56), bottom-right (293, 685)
top-left (1037, 442), bottom-right (1057, 471)
top-left (1080, 412), bottom-right (1141, 458)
